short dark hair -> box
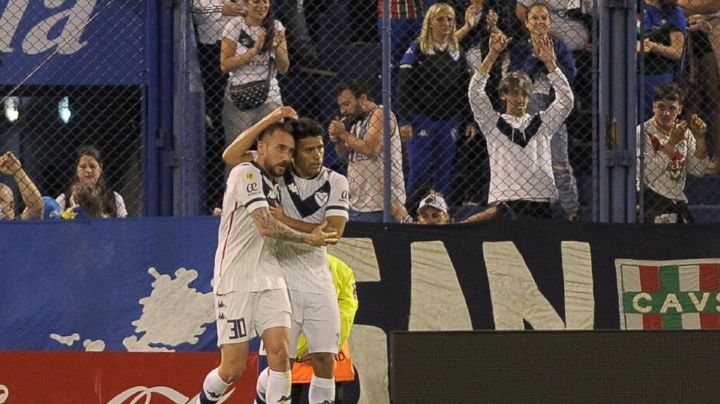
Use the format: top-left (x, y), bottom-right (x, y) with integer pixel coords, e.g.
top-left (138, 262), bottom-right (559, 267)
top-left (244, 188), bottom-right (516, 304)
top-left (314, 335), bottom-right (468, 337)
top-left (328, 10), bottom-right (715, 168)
top-left (653, 82), bottom-right (683, 103)
top-left (258, 121), bottom-right (294, 141)
top-left (335, 80), bottom-right (369, 98)
top-left (292, 117), bottom-right (324, 141)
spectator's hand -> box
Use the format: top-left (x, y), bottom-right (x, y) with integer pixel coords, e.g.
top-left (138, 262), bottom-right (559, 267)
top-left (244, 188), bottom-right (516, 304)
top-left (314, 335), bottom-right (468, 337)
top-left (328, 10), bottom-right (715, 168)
top-left (637, 38), bottom-right (656, 52)
top-left (265, 106), bottom-right (298, 124)
top-left (400, 124), bottom-right (413, 142)
top-left (533, 35), bottom-right (556, 68)
top-left (465, 124), bottom-right (478, 139)
top-left (488, 30), bottom-right (510, 55)
top-left (306, 221), bottom-right (339, 246)
top-left (269, 204), bottom-right (286, 221)
top-left (688, 113), bottom-right (707, 137)
top-left (273, 30), bottom-right (286, 49)
top-left (668, 120), bottom-right (687, 146)
top-left (0, 152), bottom-right (21, 176)
top-left (568, 211), bottom-right (578, 222)
top-left (328, 120), bottom-right (349, 143)
top-left (212, 207), bottom-right (222, 216)
top-left (486, 9), bottom-right (499, 33)
top-left (464, 4), bottom-right (480, 29)
top-left (222, 1), bottom-right (246, 17)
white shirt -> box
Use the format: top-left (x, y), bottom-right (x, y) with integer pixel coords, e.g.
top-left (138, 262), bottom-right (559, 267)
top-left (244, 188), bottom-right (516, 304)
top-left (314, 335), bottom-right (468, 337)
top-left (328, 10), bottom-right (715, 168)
top-left (276, 167), bottom-right (349, 294)
top-left (192, 0), bottom-right (231, 44)
top-left (469, 68), bottom-right (573, 204)
top-left (637, 120), bottom-right (708, 202)
top-left (347, 107), bottom-right (406, 212)
top-left (214, 162), bottom-right (286, 294)
top-left (223, 18), bottom-right (285, 104)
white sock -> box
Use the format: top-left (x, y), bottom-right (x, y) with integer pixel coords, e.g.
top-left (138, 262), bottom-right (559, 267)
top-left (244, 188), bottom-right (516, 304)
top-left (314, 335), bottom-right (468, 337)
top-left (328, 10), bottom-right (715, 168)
top-left (256, 367), bottom-right (270, 400)
top-left (265, 369), bottom-right (291, 403)
top-left (201, 368), bottom-right (230, 402)
top-left (308, 374), bottom-right (335, 404)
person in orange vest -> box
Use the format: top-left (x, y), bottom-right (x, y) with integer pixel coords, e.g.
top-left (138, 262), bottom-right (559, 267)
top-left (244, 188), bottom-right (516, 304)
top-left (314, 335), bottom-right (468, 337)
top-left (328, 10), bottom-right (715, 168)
top-left (256, 254), bottom-right (359, 403)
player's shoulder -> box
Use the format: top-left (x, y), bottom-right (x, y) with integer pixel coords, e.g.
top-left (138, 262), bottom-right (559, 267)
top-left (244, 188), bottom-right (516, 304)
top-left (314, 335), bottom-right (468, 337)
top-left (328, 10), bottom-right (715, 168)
top-left (323, 167), bottom-right (348, 183)
top-left (230, 161), bottom-right (262, 181)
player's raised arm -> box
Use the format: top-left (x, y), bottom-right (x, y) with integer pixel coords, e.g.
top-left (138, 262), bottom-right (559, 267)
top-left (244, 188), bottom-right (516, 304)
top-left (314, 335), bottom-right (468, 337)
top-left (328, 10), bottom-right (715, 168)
top-left (223, 106), bottom-right (299, 166)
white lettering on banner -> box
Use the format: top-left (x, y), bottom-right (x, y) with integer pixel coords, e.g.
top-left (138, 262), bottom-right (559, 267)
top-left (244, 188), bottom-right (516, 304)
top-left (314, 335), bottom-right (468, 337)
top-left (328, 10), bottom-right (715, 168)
top-left (409, 241), bottom-right (472, 331)
top-left (0, 0), bottom-right (97, 55)
top-left (660, 293), bottom-right (683, 313)
top-left (483, 241), bottom-right (595, 330)
top-left (49, 332), bottom-right (80, 346)
top-left (632, 292), bottom-right (653, 313)
top-left (0, 385), bottom-right (8, 404)
top-left (108, 386), bottom-right (236, 404)
top-left (689, 292), bottom-right (710, 311)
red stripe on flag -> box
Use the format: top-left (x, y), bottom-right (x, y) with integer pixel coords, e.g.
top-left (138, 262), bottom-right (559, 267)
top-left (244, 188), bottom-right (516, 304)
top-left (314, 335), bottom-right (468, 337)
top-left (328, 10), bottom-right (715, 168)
top-left (699, 263), bottom-right (719, 291)
top-left (643, 314), bottom-right (663, 330)
top-left (700, 313), bottom-right (720, 329)
top-left (639, 265), bottom-right (660, 292)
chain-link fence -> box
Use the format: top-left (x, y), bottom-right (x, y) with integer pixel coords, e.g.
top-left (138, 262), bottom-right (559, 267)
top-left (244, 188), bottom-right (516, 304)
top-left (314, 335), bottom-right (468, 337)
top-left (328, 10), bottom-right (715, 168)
top-left (0, 0), bottom-right (147, 219)
top-left (637, 2), bottom-right (720, 223)
top-left (192, 0), bottom-right (596, 223)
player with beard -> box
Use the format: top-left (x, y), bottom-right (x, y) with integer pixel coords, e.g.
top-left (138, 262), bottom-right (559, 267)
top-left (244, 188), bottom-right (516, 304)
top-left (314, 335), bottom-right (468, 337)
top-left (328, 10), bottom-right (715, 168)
top-left (192, 117), bottom-right (338, 404)
top-left (224, 106), bottom-right (350, 404)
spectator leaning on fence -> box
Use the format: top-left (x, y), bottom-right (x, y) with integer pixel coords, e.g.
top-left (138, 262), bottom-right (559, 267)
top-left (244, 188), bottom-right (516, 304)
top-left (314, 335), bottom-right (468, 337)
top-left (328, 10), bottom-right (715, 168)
top-left (57, 146), bottom-right (127, 218)
top-left (398, 2), bottom-right (472, 203)
top-left (469, 30), bottom-right (574, 219)
top-left (637, 82), bottom-right (708, 223)
top-left (508, 2), bottom-right (580, 220)
top-left (0, 151), bottom-right (43, 221)
top-left (220, 0), bottom-right (289, 145)
top-left (638, 0), bottom-right (687, 120)
top-left (329, 80), bottom-right (409, 223)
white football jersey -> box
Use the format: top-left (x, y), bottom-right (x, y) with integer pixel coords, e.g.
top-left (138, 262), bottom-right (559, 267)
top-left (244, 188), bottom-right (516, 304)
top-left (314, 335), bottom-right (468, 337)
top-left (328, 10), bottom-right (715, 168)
top-left (277, 166), bottom-right (349, 294)
top-left (214, 162), bottom-right (285, 294)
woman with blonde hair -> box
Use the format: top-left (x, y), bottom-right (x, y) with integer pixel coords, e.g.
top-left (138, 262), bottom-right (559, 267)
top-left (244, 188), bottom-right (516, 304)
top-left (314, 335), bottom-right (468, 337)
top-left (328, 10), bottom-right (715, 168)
top-left (398, 2), bottom-right (472, 204)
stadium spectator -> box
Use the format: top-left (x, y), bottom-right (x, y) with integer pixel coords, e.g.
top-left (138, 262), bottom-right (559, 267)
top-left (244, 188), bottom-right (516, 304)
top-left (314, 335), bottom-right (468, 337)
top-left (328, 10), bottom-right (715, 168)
top-left (192, 0), bottom-right (244, 133)
top-left (638, 82), bottom-right (708, 223)
top-left (398, 2), bottom-right (472, 203)
top-left (329, 80), bottom-right (409, 222)
top-left (56, 146), bottom-right (127, 218)
top-left (416, 191), bottom-right (452, 224)
top-left (508, 2), bottom-right (580, 220)
top-left (515, 0), bottom-right (590, 52)
top-left (0, 151), bottom-right (44, 221)
top-left (637, 0), bottom-right (687, 120)
top-left (469, 30), bottom-right (574, 219)
top-left (686, 13), bottom-right (720, 173)
top-left (221, 0), bottom-right (289, 145)
top-left (377, 0), bottom-right (426, 67)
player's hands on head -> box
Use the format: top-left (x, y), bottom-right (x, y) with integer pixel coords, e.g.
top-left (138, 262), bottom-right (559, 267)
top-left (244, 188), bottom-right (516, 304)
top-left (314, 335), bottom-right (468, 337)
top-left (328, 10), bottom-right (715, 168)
top-left (307, 221), bottom-right (339, 246)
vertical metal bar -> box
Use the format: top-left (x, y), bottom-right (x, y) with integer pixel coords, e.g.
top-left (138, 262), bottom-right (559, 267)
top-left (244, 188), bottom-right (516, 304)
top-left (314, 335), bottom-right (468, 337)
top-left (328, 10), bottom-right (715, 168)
top-left (381, 0), bottom-right (392, 222)
top-left (144, 0), bottom-right (160, 216)
top-left (158, 0), bottom-right (175, 216)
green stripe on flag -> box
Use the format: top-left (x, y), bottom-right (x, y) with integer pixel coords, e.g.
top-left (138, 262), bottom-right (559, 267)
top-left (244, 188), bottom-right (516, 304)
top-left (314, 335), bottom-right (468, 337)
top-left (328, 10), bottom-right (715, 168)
top-left (663, 313), bottom-right (683, 329)
top-left (660, 265), bottom-right (680, 292)
top-left (622, 292), bottom-right (718, 314)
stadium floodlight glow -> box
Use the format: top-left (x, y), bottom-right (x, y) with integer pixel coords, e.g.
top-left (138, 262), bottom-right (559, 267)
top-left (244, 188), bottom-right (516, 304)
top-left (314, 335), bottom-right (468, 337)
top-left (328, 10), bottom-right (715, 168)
top-left (58, 96), bottom-right (71, 124)
top-left (4, 97), bottom-right (19, 123)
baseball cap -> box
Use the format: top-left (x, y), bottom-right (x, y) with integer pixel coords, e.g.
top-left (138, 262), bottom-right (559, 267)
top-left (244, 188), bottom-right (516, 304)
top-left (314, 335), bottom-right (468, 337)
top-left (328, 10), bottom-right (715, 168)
top-left (418, 193), bottom-right (448, 214)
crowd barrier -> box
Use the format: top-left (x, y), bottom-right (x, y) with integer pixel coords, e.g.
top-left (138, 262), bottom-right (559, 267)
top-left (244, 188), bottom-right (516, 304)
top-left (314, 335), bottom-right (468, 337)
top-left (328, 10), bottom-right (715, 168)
top-left (2, 217), bottom-right (720, 402)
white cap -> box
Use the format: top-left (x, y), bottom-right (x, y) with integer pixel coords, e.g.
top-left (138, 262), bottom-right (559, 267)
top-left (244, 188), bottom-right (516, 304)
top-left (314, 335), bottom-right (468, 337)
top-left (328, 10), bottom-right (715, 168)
top-left (418, 193), bottom-right (448, 214)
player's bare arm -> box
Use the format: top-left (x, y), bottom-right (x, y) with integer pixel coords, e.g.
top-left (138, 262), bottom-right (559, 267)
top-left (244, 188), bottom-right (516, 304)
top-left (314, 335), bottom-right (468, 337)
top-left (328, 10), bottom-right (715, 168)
top-left (223, 106), bottom-right (299, 166)
top-left (251, 207), bottom-right (338, 246)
